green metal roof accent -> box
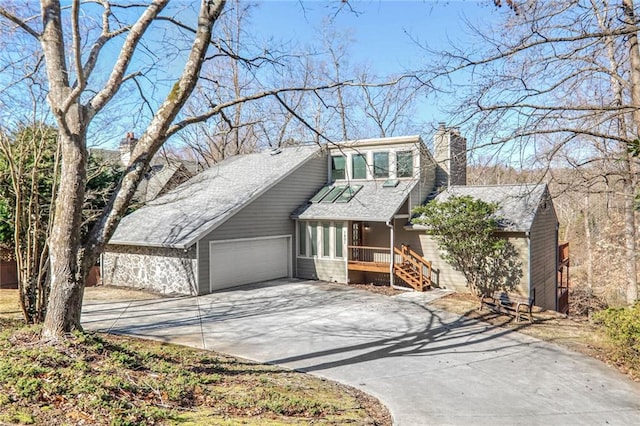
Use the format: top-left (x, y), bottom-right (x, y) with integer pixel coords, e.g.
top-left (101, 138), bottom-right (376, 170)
top-left (382, 179), bottom-right (400, 188)
top-left (335, 184), bottom-right (363, 203)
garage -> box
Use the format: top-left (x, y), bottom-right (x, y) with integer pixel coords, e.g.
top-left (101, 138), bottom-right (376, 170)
top-left (209, 235), bottom-right (291, 291)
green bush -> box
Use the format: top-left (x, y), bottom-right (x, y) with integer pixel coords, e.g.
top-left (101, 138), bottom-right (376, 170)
top-left (593, 303), bottom-right (640, 373)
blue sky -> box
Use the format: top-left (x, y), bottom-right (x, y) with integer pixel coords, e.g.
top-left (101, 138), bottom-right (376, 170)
top-left (86, 1), bottom-right (505, 148)
top-left (250, 1), bottom-right (500, 74)
top-left (238, 1), bottom-right (502, 127)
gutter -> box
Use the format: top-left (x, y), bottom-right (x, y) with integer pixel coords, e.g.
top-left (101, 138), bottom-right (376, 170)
top-left (527, 230), bottom-right (532, 303)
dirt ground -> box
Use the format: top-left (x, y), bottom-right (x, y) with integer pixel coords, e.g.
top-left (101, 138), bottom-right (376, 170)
top-left (349, 284), bottom-right (633, 380)
top-left (84, 285), bottom-right (162, 301)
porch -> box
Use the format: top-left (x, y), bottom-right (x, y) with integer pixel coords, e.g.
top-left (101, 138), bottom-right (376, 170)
top-left (347, 244), bottom-right (433, 292)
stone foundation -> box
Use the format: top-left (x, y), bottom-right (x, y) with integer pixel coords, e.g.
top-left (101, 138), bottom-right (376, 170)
top-left (102, 245), bottom-right (197, 295)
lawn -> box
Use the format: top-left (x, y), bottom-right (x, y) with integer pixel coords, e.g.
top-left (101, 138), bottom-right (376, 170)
top-left (0, 289), bottom-right (390, 425)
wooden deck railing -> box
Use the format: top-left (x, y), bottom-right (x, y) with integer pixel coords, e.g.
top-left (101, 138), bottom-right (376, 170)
top-left (557, 287), bottom-right (569, 314)
top-left (347, 244), bottom-right (433, 291)
top-left (559, 241), bottom-right (570, 266)
top-left (347, 246), bottom-right (391, 273)
top-left (394, 245), bottom-right (432, 291)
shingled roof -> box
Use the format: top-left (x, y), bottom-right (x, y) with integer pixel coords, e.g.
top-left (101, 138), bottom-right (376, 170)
top-left (108, 145), bottom-right (321, 249)
top-left (292, 179), bottom-right (418, 222)
top-left (429, 184), bottom-right (550, 232)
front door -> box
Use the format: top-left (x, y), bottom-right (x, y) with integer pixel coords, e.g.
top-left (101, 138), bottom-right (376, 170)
top-left (351, 222), bottom-right (363, 260)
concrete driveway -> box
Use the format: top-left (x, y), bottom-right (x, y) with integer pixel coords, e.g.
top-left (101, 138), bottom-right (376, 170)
top-left (82, 279), bottom-right (640, 425)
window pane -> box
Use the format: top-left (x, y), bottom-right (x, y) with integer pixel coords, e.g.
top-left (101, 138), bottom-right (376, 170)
top-left (298, 221), bottom-right (306, 256)
top-left (373, 152), bottom-right (389, 178)
top-left (322, 223), bottom-right (331, 257)
top-left (321, 185), bottom-right (348, 203)
top-left (397, 151), bottom-right (413, 177)
top-left (335, 224), bottom-right (343, 258)
top-left (352, 154), bottom-right (367, 179)
top-left (331, 156), bottom-right (346, 180)
top-left (310, 222), bottom-right (318, 256)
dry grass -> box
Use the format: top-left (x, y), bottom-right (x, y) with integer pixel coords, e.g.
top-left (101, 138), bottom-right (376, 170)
top-left (0, 289), bottom-right (21, 320)
top-left (429, 292), bottom-right (617, 371)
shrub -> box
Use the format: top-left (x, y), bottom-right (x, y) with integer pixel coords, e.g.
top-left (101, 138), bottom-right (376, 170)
top-left (412, 195), bottom-right (522, 296)
top-left (593, 303), bottom-right (640, 374)
top-left (570, 286), bottom-right (608, 317)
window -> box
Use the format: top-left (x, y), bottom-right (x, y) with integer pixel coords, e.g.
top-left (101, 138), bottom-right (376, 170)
top-left (373, 152), bottom-right (389, 178)
top-left (335, 185), bottom-right (362, 203)
top-left (321, 185), bottom-right (348, 203)
top-left (322, 223), bottom-right (331, 257)
top-left (310, 222), bottom-right (318, 256)
top-left (352, 154), bottom-right (367, 179)
top-left (335, 223), bottom-right (343, 258)
top-left (310, 185), bottom-right (332, 203)
top-left (331, 156), bottom-right (346, 180)
top-left (396, 151), bottom-right (413, 178)
top-left (297, 222), bottom-right (346, 259)
top-left (298, 221), bottom-right (306, 256)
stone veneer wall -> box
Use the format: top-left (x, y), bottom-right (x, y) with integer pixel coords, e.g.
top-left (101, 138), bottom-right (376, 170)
top-left (102, 244), bottom-right (197, 295)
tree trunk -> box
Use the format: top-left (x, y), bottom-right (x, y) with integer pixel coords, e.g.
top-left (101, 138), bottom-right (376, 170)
top-left (42, 128), bottom-right (88, 338)
top-left (583, 194), bottom-right (593, 289)
top-left (622, 0), bottom-right (640, 304)
top-left (38, 0), bottom-right (224, 338)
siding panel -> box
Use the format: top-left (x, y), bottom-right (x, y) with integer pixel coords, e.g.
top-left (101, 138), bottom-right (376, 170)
top-left (197, 154), bottom-right (328, 294)
top-left (529, 189), bottom-right (559, 310)
top-left (297, 257), bottom-right (347, 282)
top-left (397, 223), bottom-right (529, 296)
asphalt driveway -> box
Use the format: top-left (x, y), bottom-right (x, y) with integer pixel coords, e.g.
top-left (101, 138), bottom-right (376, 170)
top-left (82, 279), bottom-right (640, 425)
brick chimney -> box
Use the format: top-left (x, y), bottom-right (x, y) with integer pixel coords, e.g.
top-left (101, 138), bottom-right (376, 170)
top-left (119, 132), bottom-right (137, 166)
top-left (434, 122), bottom-right (467, 188)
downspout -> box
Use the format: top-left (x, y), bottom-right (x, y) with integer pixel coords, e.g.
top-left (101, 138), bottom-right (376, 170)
top-left (527, 231), bottom-right (532, 303)
top-left (387, 218), bottom-right (412, 291)
top-left (555, 222), bottom-right (559, 312)
top-left (386, 219), bottom-right (394, 287)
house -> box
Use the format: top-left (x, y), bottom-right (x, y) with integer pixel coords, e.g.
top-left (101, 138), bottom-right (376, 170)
top-left (91, 133), bottom-right (200, 204)
top-left (406, 184), bottom-right (559, 310)
top-left (102, 125), bottom-right (563, 311)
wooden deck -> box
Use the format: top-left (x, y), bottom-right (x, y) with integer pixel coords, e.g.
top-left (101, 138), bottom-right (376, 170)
top-left (347, 245), bottom-right (432, 291)
top-left (347, 261), bottom-right (389, 273)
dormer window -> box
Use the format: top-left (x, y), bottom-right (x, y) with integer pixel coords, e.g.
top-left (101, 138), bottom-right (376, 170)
top-left (331, 155), bottom-right (346, 180)
top-left (373, 152), bottom-right (389, 178)
top-left (352, 154), bottom-right (367, 179)
top-left (396, 151), bottom-right (413, 178)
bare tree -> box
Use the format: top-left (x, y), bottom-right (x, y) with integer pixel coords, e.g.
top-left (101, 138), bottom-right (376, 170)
top-left (0, 122), bottom-right (58, 323)
top-left (0, 0), bottom-right (225, 338)
top-left (425, 0), bottom-right (640, 304)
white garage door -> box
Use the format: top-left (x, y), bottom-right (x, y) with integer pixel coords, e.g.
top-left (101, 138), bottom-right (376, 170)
top-left (209, 236), bottom-right (290, 291)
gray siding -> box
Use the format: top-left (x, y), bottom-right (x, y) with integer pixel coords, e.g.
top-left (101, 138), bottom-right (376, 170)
top-left (397, 223), bottom-right (529, 296)
top-left (529, 190), bottom-right (559, 310)
top-left (297, 257), bottom-right (347, 282)
top-left (412, 145), bottom-right (437, 211)
top-left (196, 154), bottom-right (328, 294)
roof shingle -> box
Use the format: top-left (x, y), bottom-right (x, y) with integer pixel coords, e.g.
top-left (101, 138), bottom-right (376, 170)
top-left (109, 145), bottom-right (321, 248)
top-left (292, 179), bottom-right (418, 222)
top-left (430, 184), bottom-right (550, 232)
